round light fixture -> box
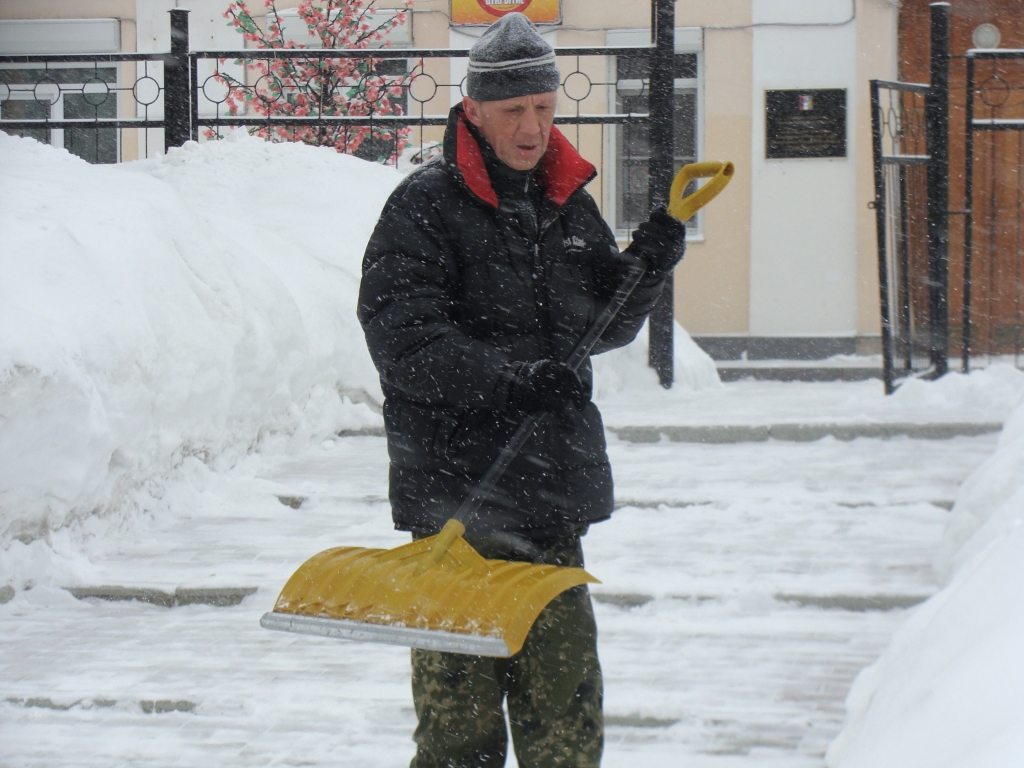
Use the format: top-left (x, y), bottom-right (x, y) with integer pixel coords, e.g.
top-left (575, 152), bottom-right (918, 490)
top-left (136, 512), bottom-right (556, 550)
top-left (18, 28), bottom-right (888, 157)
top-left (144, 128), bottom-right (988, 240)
top-left (972, 23), bottom-right (1001, 50)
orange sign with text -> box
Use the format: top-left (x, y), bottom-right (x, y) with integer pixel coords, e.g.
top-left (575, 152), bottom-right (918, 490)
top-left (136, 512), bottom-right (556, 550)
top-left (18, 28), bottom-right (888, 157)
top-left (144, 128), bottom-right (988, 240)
top-left (450, 0), bottom-right (561, 26)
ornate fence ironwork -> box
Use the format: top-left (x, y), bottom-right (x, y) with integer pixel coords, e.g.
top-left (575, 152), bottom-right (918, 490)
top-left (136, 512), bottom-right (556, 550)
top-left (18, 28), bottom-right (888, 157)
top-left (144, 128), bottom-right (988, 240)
top-left (189, 45), bottom-right (654, 159)
top-left (0, 51), bottom-right (172, 162)
top-left (0, 9), bottom-right (191, 161)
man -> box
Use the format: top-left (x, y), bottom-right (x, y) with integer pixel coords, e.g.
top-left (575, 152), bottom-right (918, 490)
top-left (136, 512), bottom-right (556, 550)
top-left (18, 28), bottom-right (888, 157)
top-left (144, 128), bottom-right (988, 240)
top-left (358, 12), bottom-right (686, 767)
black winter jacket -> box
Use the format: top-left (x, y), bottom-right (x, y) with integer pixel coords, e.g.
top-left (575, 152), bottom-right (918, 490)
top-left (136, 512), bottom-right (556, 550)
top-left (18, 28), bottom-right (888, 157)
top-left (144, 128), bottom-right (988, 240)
top-left (358, 106), bottom-right (667, 541)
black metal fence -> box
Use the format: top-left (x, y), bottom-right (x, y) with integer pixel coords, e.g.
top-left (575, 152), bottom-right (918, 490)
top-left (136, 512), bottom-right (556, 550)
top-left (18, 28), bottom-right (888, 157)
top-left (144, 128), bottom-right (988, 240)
top-left (1, 3), bottom-right (684, 387)
top-left (870, 2), bottom-right (951, 394)
top-left (962, 48), bottom-right (1024, 370)
top-left (189, 46), bottom-right (651, 154)
top-left (0, 51), bottom-right (175, 162)
top-left (0, 10), bottom-right (192, 160)
top-left (872, 5), bottom-right (1024, 392)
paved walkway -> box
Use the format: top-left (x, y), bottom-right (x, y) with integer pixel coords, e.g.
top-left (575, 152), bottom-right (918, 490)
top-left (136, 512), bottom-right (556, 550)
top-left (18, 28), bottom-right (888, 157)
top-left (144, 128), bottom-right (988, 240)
top-left (583, 434), bottom-right (984, 764)
top-left (0, 423), bottom-right (996, 766)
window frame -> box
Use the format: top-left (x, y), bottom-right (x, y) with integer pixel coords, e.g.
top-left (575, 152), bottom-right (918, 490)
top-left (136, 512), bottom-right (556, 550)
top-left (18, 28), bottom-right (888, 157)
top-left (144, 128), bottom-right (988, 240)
top-left (604, 28), bottom-right (705, 243)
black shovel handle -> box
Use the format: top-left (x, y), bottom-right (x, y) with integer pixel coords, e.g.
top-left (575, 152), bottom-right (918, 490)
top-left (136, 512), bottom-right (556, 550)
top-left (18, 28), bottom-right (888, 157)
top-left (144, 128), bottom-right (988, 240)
top-left (453, 259), bottom-right (649, 527)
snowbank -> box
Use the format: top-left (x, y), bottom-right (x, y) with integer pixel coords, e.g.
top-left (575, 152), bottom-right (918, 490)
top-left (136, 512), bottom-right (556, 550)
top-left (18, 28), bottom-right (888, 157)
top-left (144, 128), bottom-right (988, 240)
top-left (0, 132), bottom-right (397, 550)
top-left (938, 397), bottom-right (1024, 578)
top-left (826, 390), bottom-right (1024, 768)
top-left (882, 362), bottom-right (1024, 423)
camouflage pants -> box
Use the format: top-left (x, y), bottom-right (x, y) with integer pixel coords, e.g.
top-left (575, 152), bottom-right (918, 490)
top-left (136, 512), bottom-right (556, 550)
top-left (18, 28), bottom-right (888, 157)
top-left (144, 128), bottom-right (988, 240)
top-left (409, 535), bottom-right (603, 768)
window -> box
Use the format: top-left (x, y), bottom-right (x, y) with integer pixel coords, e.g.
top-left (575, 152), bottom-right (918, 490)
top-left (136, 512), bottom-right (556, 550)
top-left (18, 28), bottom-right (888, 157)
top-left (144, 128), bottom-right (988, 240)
top-left (614, 53), bottom-right (699, 232)
top-left (0, 66), bottom-right (118, 163)
top-left (606, 28), bottom-right (703, 237)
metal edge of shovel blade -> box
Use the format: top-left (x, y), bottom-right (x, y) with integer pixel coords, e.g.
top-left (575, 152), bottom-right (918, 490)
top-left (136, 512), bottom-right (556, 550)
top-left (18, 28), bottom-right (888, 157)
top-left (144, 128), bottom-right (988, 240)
top-left (260, 612), bottom-right (512, 657)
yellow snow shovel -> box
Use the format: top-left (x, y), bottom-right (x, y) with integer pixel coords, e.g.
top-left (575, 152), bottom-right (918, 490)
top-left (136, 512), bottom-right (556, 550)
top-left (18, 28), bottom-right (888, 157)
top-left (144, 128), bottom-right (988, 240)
top-left (261, 160), bottom-right (735, 657)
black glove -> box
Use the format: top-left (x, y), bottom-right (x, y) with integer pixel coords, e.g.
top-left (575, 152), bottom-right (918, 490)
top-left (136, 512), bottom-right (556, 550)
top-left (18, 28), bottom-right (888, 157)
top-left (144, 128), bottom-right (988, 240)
top-left (627, 205), bottom-right (687, 280)
top-left (502, 359), bottom-right (591, 415)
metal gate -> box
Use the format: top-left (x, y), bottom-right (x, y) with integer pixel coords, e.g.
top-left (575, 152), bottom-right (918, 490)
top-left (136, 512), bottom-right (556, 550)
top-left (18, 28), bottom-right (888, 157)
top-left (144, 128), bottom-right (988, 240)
top-left (962, 48), bottom-right (1024, 370)
top-left (870, 3), bottom-right (954, 394)
top-left (870, 79), bottom-right (932, 394)
top-left (871, 4), bottom-right (1024, 392)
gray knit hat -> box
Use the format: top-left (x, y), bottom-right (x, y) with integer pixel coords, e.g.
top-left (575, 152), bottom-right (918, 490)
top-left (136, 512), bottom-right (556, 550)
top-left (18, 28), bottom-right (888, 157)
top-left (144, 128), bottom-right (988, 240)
top-left (466, 13), bottom-right (561, 102)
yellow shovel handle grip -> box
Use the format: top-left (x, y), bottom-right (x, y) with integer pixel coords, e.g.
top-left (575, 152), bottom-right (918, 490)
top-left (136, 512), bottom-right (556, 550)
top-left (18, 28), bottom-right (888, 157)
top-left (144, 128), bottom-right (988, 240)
top-left (667, 161), bottom-right (735, 223)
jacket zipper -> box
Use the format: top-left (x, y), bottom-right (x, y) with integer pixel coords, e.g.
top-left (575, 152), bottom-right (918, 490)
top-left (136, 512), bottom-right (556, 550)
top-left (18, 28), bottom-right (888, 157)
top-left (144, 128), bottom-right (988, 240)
top-left (535, 203), bottom-right (566, 351)
top-left (534, 221), bottom-right (570, 530)
top-left (533, 242), bottom-right (552, 358)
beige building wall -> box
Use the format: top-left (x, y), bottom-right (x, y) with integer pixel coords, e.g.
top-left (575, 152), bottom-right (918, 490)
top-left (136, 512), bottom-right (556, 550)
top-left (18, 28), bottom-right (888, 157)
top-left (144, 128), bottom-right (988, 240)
top-left (0, 0), bottom-right (136, 50)
top-left (0, 1), bottom-right (134, 23)
top-left (676, 1), bottom-right (752, 335)
top-left (855, 0), bottom-right (899, 346)
top-left (408, 0), bottom-right (452, 147)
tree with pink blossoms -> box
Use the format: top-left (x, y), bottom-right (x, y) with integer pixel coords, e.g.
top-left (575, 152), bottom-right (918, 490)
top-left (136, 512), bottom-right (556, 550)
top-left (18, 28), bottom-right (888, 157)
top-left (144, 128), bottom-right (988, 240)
top-left (213, 0), bottom-right (411, 162)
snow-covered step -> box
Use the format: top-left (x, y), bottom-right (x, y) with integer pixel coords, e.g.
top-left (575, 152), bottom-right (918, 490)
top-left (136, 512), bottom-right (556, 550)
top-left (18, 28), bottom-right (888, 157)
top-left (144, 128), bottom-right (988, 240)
top-left (609, 421), bottom-right (1001, 443)
top-left (66, 586), bottom-right (256, 607)
top-left (6, 696), bottom-right (195, 714)
top-left (596, 373), bottom-right (1022, 431)
top-left (337, 421), bottom-right (1003, 444)
top-left (592, 593), bottom-right (930, 611)
top-left (716, 366), bottom-right (882, 382)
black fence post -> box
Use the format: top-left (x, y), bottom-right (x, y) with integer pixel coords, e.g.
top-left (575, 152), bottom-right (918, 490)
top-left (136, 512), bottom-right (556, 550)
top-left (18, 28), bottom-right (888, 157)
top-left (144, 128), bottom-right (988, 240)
top-left (190, 51), bottom-right (200, 143)
top-left (925, 2), bottom-right (950, 376)
top-left (648, 0), bottom-right (676, 388)
top-left (870, 80), bottom-right (896, 394)
top-left (961, 54), bottom-right (976, 373)
top-left (165, 8), bottom-right (191, 151)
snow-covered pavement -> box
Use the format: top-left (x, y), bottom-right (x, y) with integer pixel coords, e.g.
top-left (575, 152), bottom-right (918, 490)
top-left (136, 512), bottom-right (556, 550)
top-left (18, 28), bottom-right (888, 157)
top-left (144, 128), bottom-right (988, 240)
top-left (4, 134), bottom-right (1021, 766)
top-left (0, 424), bottom-right (997, 766)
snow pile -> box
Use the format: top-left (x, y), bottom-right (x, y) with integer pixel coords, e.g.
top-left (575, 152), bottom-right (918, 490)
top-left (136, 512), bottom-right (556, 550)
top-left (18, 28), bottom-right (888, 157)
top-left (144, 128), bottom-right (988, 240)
top-left (881, 362), bottom-right (1024, 423)
top-left (936, 393), bottom-right (1024, 581)
top-left (826, 392), bottom-right (1024, 768)
top-left (592, 319), bottom-right (720, 399)
top-left (0, 132), bottom-right (398, 552)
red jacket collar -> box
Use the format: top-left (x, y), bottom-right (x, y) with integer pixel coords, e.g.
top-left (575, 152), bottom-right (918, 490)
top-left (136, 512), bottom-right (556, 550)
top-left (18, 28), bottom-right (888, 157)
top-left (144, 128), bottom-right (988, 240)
top-left (451, 108), bottom-right (596, 209)
top-left (536, 125), bottom-right (598, 207)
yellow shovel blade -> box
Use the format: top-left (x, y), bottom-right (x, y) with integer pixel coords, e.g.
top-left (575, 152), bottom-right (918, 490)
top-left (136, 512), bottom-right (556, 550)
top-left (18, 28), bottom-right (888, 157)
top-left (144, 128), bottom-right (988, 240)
top-left (264, 520), bottom-right (598, 657)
